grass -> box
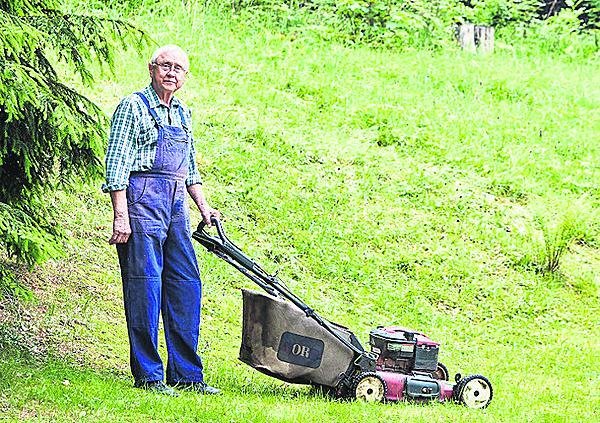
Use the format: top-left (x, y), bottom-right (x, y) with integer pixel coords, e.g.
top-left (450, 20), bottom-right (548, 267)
top-left (1, 3), bottom-right (599, 422)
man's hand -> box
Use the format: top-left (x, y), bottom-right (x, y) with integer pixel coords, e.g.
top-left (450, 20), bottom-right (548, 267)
top-left (187, 184), bottom-right (220, 226)
top-left (109, 189), bottom-right (131, 244)
top-left (199, 205), bottom-right (221, 226)
top-left (109, 216), bottom-right (132, 244)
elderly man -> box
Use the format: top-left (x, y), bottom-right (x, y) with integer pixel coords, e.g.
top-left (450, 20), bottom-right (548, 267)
top-left (103, 45), bottom-right (220, 396)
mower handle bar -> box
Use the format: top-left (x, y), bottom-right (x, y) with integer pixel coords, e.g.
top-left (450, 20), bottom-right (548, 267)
top-left (203, 217), bottom-right (255, 270)
top-left (192, 217), bottom-right (374, 362)
top-left (193, 218), bottom-right (278, 297)
top-left (194, 217), bottom-right (312, 305)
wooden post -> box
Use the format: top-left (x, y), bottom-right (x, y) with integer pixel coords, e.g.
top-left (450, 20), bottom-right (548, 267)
top-left (457, 23), bottom-right (494, 53)
top-left (475, 25), bottom-right (495, 53)
top-left (458, 23), bottom-right (476, 52)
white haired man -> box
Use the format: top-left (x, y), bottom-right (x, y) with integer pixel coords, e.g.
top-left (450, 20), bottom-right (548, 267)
top-left (103, 45), bottom-right (220, 396)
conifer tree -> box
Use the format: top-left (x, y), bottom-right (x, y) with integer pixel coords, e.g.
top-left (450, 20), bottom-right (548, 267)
top-left (0, 0), bottom-right (148, 287)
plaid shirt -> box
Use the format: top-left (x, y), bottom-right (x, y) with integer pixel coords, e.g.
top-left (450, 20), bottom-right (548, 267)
top-left (102, 85), bottom-right (202, 192)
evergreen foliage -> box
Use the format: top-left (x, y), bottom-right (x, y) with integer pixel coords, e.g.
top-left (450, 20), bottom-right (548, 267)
top-left (0, 0), bottom-right (148, 288)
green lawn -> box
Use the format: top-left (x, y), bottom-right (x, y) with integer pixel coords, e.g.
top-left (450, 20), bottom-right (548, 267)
top-left (1, 4), bottom-right (599, 422)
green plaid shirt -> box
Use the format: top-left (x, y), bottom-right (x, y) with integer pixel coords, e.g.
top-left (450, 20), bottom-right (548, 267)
top-left (102, 85), bottom-right (202, 192)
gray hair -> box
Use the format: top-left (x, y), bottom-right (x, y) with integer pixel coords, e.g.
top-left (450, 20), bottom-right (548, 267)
top-left (149, 45), bottom-right (189, 66)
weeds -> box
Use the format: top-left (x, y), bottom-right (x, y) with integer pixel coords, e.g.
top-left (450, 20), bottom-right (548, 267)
top-left (539, 218), bottom-right (579, 273)
top-left (533, 203), bottom-right (592, 273)
top-left (0, 262), bottom-right (33, 301)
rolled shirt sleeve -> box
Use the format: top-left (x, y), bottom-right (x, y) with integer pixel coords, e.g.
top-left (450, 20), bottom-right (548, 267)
top-left (102, 97), bottom-right (141, 192)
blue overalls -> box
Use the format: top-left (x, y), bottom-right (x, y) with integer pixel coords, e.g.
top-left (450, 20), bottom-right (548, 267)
top-left (116, 92), bottom-right (204, 386)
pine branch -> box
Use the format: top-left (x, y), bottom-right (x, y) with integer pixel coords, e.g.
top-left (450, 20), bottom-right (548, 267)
top-left (0, 1), bottom-right (151, 266)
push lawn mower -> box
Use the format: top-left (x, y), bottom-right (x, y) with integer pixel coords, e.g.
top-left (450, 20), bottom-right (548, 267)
top-left (193, 218), bottom-right (493, 409)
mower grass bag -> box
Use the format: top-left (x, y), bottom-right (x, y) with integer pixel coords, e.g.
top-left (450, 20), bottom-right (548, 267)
top-left (239, 289), bottom-right (357, 388)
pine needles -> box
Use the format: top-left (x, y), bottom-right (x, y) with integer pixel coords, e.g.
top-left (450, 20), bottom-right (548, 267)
top-left (0, 0), bottom-right (150, 292)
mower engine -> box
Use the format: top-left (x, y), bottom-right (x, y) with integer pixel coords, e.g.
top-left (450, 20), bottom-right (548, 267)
top-left (370, 326), bottom-right (443, 377)
top-left (369, 326), bottom-right (440, 380)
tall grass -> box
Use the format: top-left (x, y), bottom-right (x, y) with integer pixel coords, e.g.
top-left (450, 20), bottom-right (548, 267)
top-left (1, 2), bottom-right (599, 422)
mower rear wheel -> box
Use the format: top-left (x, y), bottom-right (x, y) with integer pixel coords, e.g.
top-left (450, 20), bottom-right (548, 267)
top-left (432, 362), bottom-right (449, 381)
top-left (352, 372), bottom-right (387, 403)
top-left (453, 374), bottom-right (493, 409)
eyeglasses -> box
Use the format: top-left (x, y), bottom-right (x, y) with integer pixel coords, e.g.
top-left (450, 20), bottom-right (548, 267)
top-left (153, 61), bottom-right (188, 75)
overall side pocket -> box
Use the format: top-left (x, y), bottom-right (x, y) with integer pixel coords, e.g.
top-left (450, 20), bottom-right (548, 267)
top-left (126, 177), bottom-right (148, 206)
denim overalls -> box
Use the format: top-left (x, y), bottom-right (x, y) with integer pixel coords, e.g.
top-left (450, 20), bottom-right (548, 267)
top-left (116, 92), bottom-right (204, 386)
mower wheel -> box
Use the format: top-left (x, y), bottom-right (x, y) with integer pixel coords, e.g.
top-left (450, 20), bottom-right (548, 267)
top-left (453, 374), bottom-right (493, 409)
top-left (432, 362), bottom-right (449, 381)
top-left (352, 372), bottom-right (387, 403)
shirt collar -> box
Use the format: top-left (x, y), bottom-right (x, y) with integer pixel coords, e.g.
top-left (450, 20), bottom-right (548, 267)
top-left (143, 85), bottom-right (182, 110)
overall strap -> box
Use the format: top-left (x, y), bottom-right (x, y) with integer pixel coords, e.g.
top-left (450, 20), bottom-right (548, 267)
top-left (177, 104), bottom-right (189, 131)
top-left (135, 92), bottom-right (162, 126)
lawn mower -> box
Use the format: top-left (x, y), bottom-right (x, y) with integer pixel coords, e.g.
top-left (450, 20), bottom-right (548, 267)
top-left (193, 218), bottom-right (493, 409)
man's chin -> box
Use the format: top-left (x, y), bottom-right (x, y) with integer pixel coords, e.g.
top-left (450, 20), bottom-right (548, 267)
top-left (160, 82), bottom-right (177, 91)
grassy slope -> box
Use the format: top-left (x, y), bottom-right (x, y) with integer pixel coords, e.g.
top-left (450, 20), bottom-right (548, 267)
top-left (1, 5), bottom-right (599, 422)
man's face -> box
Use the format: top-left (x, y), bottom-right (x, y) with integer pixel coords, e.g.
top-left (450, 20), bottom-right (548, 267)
top-left (148, 49), bottom-right (189, 96)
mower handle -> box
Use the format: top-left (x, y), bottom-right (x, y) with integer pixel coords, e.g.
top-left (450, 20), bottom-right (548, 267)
top-left (193, 217), bottom-right (376, 366)
top-left (195, 216), bottom-right (229, 247)
top-left (194, 217), bottom-right (256, 271)
top-left (212, 216), bottom-right (228, 243)
top-left (196, 216), bottom-right (220, 235)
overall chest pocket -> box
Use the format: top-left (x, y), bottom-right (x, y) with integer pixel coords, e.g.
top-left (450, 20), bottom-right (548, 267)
top-left (153, 127), bottom-right (189, 173)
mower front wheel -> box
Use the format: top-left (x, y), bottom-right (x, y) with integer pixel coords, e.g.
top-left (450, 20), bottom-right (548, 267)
top-left (453, 374), bottom-right (493, 409)
top-left (352, 372), bottom-right (387, 403)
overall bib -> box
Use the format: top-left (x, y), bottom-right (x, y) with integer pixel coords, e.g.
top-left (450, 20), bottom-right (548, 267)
top-left (116, 92), bottom-right (204, 385)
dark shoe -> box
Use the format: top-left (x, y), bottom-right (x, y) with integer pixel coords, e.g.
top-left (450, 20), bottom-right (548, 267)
top-left (175, 382), bottom-right (222, 395)
top-left (135, 380), bottom-right (179, 397)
